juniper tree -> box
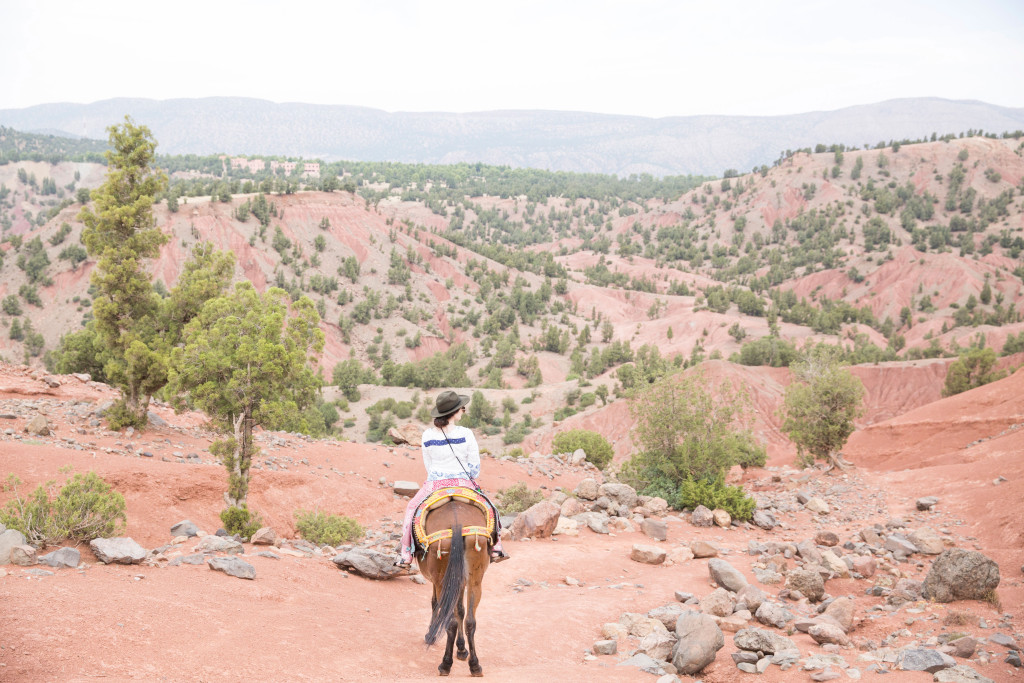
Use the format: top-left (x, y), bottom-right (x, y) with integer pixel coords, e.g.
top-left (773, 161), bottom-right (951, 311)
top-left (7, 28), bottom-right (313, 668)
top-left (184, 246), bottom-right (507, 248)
top-left (781, 346), bottom-right (865, 470)
top-left (77, 117), bottom-right (169, 428)
top-left (168, 283), bottom-right (324, 518)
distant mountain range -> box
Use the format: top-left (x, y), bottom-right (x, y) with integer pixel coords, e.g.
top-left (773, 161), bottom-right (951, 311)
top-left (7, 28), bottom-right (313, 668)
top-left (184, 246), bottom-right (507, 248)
top-left (2, 97), bottom-right (1022, 176)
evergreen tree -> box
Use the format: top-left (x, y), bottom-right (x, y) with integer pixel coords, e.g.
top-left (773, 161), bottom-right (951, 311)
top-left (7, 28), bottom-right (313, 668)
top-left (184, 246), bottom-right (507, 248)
top-left (168, 283), bottom-right (324, 512)
top-left (77, 116), bottom-right (169, 428)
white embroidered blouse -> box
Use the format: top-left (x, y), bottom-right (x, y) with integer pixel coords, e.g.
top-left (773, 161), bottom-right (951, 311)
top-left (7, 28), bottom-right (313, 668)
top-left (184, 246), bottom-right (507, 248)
top-left (420, 425), bottom-right (481, 481)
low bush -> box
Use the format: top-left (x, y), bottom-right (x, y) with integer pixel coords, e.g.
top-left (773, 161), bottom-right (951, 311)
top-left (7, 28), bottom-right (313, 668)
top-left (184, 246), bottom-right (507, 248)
top-left (676, 476), bottom-right (756, 521)
top-left (220, 505), bottom-right (263, 539)
top-left (551, 429), bottom-right (614, 470)
top-left (495, 482), bottom-right (544, 516)
top-left (294, 510), bottom-right (364, 546)
top-left (0, 471), bottom-right (126, 546)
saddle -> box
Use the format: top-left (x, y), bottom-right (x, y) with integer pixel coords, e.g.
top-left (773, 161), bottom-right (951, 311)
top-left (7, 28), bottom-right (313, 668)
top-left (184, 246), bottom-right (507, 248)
top-left (413, 486), bottom-right (496, 558)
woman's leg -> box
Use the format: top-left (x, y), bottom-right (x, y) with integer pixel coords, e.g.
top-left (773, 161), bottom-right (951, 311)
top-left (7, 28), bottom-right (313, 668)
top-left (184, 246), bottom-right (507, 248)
top-left (399, 486), bottom-right (430, 563)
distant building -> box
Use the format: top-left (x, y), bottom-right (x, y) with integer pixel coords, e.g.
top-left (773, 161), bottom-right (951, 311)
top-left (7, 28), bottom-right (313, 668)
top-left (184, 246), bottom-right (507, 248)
top-left (231, 157), bottom-right (265, 173)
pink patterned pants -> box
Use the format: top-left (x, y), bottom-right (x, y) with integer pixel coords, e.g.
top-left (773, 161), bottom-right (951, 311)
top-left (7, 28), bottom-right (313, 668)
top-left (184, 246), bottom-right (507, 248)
top-left (399, 477), bottom-right (504, 563)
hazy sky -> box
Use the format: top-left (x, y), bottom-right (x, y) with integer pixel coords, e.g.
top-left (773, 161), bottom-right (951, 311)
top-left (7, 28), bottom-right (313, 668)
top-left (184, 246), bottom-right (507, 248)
top-left (2, 0), bottom-right (1022, 118)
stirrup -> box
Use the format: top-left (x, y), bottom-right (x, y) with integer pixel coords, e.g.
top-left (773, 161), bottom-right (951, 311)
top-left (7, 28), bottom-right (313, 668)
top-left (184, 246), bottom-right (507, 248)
top-left (490, 550), bottom-right (510, 564)
top-left (394, 558), bottom-right (412, 570)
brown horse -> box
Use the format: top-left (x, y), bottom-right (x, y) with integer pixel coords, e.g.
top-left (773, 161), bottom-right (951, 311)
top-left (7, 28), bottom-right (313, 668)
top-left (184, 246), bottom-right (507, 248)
top-left (418, 500), bottom-right (490, 677)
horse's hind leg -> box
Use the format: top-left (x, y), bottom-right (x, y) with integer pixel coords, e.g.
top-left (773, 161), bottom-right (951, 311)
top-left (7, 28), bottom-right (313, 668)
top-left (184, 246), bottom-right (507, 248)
top-left (439, 611), bottom-right (458, 676)
top-left (455, 589), bottom-right (469, 661)
top-left (466, 577), bottom-right (483, 676)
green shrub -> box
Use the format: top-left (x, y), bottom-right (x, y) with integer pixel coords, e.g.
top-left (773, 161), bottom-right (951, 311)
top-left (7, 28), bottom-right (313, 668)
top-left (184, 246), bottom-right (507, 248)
top-left (495, 482), bottom-right (544, 515)
top-left (551, 429), bottom-right (614, 470)
top-left (294, 510), bottom-right (364, 546)
top-left (220, 505), bottom-right (264, 538)
top-left (505, 447), bottom-right (524, 459)
top-left (0, 471), bottom-right (126, 546)
top-left (676, 477), bottom-right (756, 521)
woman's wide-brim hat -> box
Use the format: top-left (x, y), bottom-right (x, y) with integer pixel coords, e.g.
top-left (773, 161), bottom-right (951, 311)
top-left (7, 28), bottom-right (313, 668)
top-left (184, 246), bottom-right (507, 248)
top-left (431, 390), bottom-right (470, 418)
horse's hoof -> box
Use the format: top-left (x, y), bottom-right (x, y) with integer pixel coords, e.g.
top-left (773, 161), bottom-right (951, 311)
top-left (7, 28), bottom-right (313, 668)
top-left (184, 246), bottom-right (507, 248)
top-left (438, 670), bottom-right (450, 677)
top-left (456, 650), bottom-right (469, 661)
top-left (471, 670), bottom-right (484, 677)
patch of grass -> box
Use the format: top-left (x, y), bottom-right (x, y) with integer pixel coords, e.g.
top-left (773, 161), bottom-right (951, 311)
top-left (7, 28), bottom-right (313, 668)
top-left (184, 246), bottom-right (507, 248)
top-left (981, 589), bottom-right (1002, 611)
top-left (0, 471), bottom-right (126, 546)
top-left (943, 610), bottom-right (975, 627)
top-left (294, 510), bottom-right (364, 546)
top-left (220, 505), bottom-right (263, 539)
top-left (495, 482), bottom-right (545, 516)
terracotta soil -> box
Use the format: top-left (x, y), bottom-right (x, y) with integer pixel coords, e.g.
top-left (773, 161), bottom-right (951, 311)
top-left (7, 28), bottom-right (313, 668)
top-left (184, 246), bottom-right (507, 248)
top-left (0, 365), bottom-right (1022, 682)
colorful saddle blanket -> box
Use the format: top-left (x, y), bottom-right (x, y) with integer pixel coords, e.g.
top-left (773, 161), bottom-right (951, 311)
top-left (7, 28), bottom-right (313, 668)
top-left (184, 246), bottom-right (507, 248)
top-left (413, 486), bottom-right (496, 554)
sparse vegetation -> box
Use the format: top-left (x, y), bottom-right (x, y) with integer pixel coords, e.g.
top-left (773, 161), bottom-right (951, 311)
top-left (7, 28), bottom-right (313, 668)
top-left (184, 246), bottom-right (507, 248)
top-left (0, 471), bottom-right (126, 546)
top-left (551, 429), bottom-right (614, 470)
top-left (495, 482), bottom-right (545, 516)
top-left (294, 510), bottom-right (364, 545)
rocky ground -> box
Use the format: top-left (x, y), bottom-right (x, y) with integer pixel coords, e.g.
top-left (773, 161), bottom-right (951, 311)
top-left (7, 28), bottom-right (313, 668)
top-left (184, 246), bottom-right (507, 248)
top-left (0, 364), bottom-right (1022, 682)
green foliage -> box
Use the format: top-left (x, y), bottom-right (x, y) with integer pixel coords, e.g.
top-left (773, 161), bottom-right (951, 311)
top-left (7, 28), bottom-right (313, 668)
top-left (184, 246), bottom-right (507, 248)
top-left (620, 369), bottom-right (766, 497)
top-left (942, 347), bottom-right (1004, 397)
top-left (495, 482), bottom-right (545, 515)
top-left (77, 116), bottom-right (169, 426)
top-left (294, 510), bottom-right (364, 545)
top-left (0, 471), bottom-right (126, 546)
top-left (379, 343), bottom-right (473, 389)
top-left (168, 282), bottom-right (324, 507)
top-left (16, 237), bottom-right (51, 285)
top-left (2, 295), bottom-right (22, 316)
top-left (219, 505), bottom-right (263, 539)
top-left (781, 346), bottom-right (865, 468)
top-left (332, 359), bottom-right (376, 401)
top-left (551, 429), bottom-right (614, 470)
top-left (676, 476), bottom-right (755, 520)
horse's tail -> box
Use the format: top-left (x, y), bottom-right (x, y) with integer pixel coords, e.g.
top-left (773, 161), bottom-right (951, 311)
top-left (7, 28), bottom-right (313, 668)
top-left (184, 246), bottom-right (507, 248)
top-left (424, 522), bottom-right (466, 646)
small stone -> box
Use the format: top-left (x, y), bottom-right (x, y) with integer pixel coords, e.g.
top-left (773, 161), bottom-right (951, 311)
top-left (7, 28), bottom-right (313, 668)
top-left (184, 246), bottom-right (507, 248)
top-left (916, 496), bottom-right (939, 511)
top-left (90, 537), bottom-right (147, 565)
top-left (809, 623), bottom-right (851, 646)
top-left (712, 509), bottom-right (731, 528)
top-left (9, 544), bottom-right (36, 566)
top-left (24, 415), bottom-right (50, 436)
top-left (690, 540), bottom-right (718, 558)
top-left (170, 520), bottom-right (199, 538)
top-left (593, 639), bottom-right (617, 655)
top-left (250, 527), bottom-right (277, 545)
top-left (933, 664), bottom-right (996, 682)
top-left (631, 544), bottom-right (667, 565)
top-left (691, 505), bottom-right (714, 527)
top-left (949, 636), bottom-right (977, 659)
top-left (641, 518), bottom-right (667, 541)
top-left (393, 480), bottom-right (419, 497)
top-left (898, 648), bottom-right (955, 673)
top-left (207, 556), bottom-right (256, 580)
top-left (815, 530), bottom-right (840, 546)
top-left (708, 558), bottom-right (748, 592)
top-left (38, 547), bottom-right (81, 568)
top-left (700, 587), bottom-right (735, 617)
top-left (805, 497), bottom-right (830, 514)
top-left (752, 509), bottom-right (777, 530)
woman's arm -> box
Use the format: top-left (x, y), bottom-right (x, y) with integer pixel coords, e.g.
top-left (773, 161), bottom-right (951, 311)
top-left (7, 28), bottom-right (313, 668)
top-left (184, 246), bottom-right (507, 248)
top-left (465, 428), bottom-right (481, 479)
top-left (421, 431), bottom-right (432, 474)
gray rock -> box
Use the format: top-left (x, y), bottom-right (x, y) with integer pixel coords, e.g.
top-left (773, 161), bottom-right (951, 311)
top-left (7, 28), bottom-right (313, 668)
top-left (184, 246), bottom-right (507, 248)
top-left (598, 482), bottom-right (638, 509)
top-left (822, 596), bottom-right (855, 633)
top-left (509, 500), bottom-right (561, 540)
top-left (574, 478), bottom-right (600, 500)
top-left (808, 623), bottom-right (851, 646)
top-left (331, 548), bottom-right (403, 580)
top-left (38, 547), bottom-right (81, 568)
top-left (754, 601), bottom-right (794, 629)
top-left (393, 480), bottom-right (420, 497)
top-left (631, 544), bottom-right (667, 565)
top-left (672, 611), bottom-right (724, 675)
top-left (169, 553), bottom-right (208, 566)
top-left (0, 528), bottom-right (27, 564)
top-left (708, 558), bottom-right (748, 592)
top-left (256, 551), bottom-right (280, 559)
top-left (170, 520), bottom-right (199, 538)
top-left (736, 584), bottom-right (767, 613)
top-left (572, 511), bottom-right (610, 534)
top-left (617, 653), bottom-right (667, 675)
top-left (639, 629), bottom-right (677, 661)
top-left (989, 633), bottom-right (1018, 650)
top-left (24, 415), bottom-right (50, 436)
top-left (700, 587), bottom-right (735, 617)
top-left (23, 568), bottom-right (53, 577)
top-left (10, 545), bottom-right (36, 566)
top-left (691, 505), bottom-right (714, 527)
top-left (752, 509), bottom-right (777, 530)
top-left (885, 534), bottom-right (918, 556)
top-left (90, 537), bottom-right (147, 564)
top-left (917, 496), bottom-right (940, 511)
top-left (648, 603), bottom-right (687, 631)
top-left (786, 568), bottom-right (825, 602)
top-left (146, 411), bottom-right (167, 427)
top-left (641, 518), bottom-right (667, 541)
top-left (734, 627), bottom-right (798, 654)
top-left (194, 535), bottom-right (244, 554)
top-left (207, 556), bottom-right (256, 580)
top-left (933, 664), bottom-right (995, 682)
top-left (797, 539), bottom-right (824, 564)
top-left (898, 648), bottom-right (955, 673)
top-left (593, 639), bottom-right (617, 655)
top-left (732, 651), bottom-right (759, 665)
top-left (922, 549), bottom-right (1000, 603)
top-left (804, 497), bottom-right (830, 514)
top-left (811, 668), bottom-right (842, 681)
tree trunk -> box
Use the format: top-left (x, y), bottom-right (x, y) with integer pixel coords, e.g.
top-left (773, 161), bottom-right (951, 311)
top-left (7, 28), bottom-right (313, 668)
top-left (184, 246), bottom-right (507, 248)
top-left (223, 411), bottom-right (249, 508)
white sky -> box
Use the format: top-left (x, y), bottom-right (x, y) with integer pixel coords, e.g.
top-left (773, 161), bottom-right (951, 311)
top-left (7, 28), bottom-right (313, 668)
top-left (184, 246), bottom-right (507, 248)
top-left (2, 0), bottom-right (1022, 118)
